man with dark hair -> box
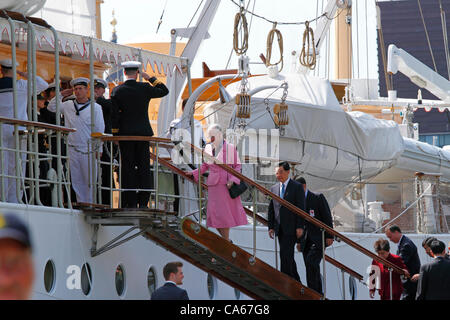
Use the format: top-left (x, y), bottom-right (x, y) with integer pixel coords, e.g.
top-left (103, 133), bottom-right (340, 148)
top-left (385, 224), bottom-right (420, 300)
top-left (151, 261), bottom-right (189, 300)
top-left (410, 236), bottom-right (438, 282)
top-left (416, 240), bottom-right (450, 300)
top-left (268, 161), bottom-right (305, 282)
top-left (295, 177), bottom-right (333, 294)
top-left (111, 61), bottom-right (169, 208)
top-left (422, 237), bottom-right (437, 258)
top-left (0, 213), bottom-right (34, 300)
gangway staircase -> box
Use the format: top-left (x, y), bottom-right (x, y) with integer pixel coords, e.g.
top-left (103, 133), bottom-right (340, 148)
top-left (85, 207), bottom-right (322, 300)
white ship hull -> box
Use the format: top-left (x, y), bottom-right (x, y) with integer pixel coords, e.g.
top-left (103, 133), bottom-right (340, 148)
top-left (4, 204), bottom-right (447, 300)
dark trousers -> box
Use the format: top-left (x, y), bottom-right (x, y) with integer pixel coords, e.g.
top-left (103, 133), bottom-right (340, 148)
top-left (119, 141), bottom-right (153, 208)
top-left (278, 230), bottom-right (301, 282)
top-left (302, 237), bottom-right (323, 294)
top-left (401, 280), bottom-right (418, 301)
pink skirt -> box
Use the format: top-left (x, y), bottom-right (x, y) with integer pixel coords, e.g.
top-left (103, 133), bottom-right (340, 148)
top-left (206, 183), bottom-right (248, 228)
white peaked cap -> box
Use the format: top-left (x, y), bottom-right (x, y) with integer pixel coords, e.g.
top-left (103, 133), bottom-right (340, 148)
top-left (121, 61), bottom-right (141, 69)
top-left (47, 81), bottom-right (56, 89)
top-left (0, 59), bottom-right (19, 68)
top-left (70, 77), bottom-right (90, 87)
top-left (94, 78), bottom-right (107, 88)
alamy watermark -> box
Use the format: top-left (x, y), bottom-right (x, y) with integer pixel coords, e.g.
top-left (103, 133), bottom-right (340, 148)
top-left (170, 128), bottom-right (280, 175)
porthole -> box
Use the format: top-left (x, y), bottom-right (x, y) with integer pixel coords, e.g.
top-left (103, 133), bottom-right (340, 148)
top-left (43, 259), bottom-right (56, 293)
top-left (115, 264), bottom-right (126, 297)
top-left (349, 276), bottom-right (357, 300)
top-left (81, 263), bottom-right (93, 296)
top-left (207, 274), bottom-right (217, 300)
top-left (147, 266), bottom-right (157, 296)
top-left (234, 288), bottom-right (241, 300)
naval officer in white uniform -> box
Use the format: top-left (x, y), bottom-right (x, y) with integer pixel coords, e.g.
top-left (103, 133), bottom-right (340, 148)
top-left (0, 59), bottom-right (48, 203)
top-left (47, 77), bottom-right (105, 203)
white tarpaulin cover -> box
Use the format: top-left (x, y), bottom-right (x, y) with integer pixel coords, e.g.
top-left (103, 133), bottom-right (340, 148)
top-left (201, 73), bottom-right (405, 205)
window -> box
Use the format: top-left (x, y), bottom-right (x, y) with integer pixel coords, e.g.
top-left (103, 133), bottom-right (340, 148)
top-left (115, 264), bottom-right (126, 297)
top-left (234, 288), bottom-right (241, 300)
top-left (207, 274), bottom-right (217, 299)
top-left (81, 263), bottom-right (93, 296)
top-left (43, 260), bottom-right (56, 293)
top-left (147, 267), bottom-right (157, 297)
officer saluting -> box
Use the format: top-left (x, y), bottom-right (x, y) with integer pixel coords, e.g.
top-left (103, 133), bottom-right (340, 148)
top-left (47, 77), bottom-right (105, 204)
top-left (111, 61), bottom-right (169, 208)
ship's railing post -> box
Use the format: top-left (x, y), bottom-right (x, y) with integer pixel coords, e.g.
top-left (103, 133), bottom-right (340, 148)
top-left (0, 122), bottom-right (4, 201)
top-left (341, 269), bottom-right (346, 300)
top-left (322, 228), bottom-right (326, 299)
top-left (155, 141), bottom-right (159, 210)
top-left (27, 17), bottom-right (42, 206)
top-left (198, 149), bottom-right (203, 225)
top-left (3, 12), bottom-right (22, 204)
top-left (389, 267), bottom-right (393, 300)
top-left (252, 185), bottom-right (257, 260)
top-left (88, 37), bottom-right (97, 204)
top-left (47, 25), bottom-right (64, 208)
top-left (109, 140), bottom-right (114, 207)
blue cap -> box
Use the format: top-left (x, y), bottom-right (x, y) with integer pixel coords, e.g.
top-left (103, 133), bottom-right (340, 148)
top-left (0, 213), bottom-right (32, 249)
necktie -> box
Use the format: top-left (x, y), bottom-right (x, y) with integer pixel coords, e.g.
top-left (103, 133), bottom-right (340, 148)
top-left (281, 183), bottom-right (285, 198)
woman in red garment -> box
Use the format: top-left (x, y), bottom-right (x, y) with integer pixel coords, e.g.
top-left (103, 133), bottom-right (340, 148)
top-left (370, 239), bottom-right (409, 300)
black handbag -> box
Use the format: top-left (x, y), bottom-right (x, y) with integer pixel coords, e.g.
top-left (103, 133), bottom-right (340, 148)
top-left (223, 142), bottom-right (248, 199)
top-left (229, 180), bottom-right (248, 199)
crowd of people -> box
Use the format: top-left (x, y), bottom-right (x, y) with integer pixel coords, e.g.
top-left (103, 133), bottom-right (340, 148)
top-left (0, 58), bottom-right (169, 207)
top-left (369, 225), bottom-right (450, 300)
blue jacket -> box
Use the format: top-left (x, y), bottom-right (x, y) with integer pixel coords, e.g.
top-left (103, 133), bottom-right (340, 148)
top-left (151, 282), bottom-right (189, 300)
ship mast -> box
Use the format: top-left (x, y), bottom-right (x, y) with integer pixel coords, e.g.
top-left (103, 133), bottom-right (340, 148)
top-left (334, 0), bottom-right (352, 82)
top-left (95, 0), bottom-right (104, 39)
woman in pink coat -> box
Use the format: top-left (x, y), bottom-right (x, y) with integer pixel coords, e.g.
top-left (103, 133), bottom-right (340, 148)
top-left (186, 124), bottom-right (247, 241)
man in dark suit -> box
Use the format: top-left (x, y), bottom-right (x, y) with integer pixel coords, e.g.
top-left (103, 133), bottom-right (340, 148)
top-left (295, 177), bottom-right (333, 294)
top-left (111, 61), bottom-right (169, 208)
top-left (385, 225), bottom-right (420, 300)
top-left (151, 261), bottom-right (189, 300)
top-left (268, 162), bottom-right (305, 282)
top-left (416, 240), bottom-right (450, 300)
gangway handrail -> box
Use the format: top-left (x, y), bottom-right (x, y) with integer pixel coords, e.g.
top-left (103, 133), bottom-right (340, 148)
top-left (0, 116), bottom-right (76, 133)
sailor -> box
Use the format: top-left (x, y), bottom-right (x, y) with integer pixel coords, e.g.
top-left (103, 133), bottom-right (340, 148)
top-left (0, 59), bottom-right (48, 203)
top-left (111, 61), bottom-right (169, 208)
top-left (47, 77), bottom-right (105, 204)
top-left (94, 77), bottom-right (115, 205)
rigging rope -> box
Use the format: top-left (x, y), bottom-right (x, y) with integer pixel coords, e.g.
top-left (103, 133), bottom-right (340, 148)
top-left (265, 23), bottom-right (284, 72)
top-left (299, 21), bottom-right (317, 70)
top-left (230, 0), bottom-right (327, 25)
top-left (233, 7), bottom-right (249, 56)
top-left (417, 0), bottom-right (438, 72)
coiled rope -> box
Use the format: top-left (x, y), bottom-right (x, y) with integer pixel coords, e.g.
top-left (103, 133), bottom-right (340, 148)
top-left (265, 22), bottom-right (284, 72)
top-left (233, 8), bottom-right (249, 55)
top-left (299, 21), bottom-right (317, 70)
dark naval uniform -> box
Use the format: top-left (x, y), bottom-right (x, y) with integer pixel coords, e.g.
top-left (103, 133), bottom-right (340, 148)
top-left (96, 94), bottom-right (114, 206)
top-left (111, 74), bottom-right (169, 208)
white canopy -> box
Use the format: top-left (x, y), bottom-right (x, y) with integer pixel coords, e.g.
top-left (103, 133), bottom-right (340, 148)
top-left (0, 16), bottom-right (186, 77)
top-left (202, 73), bottom-right (405, 206)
